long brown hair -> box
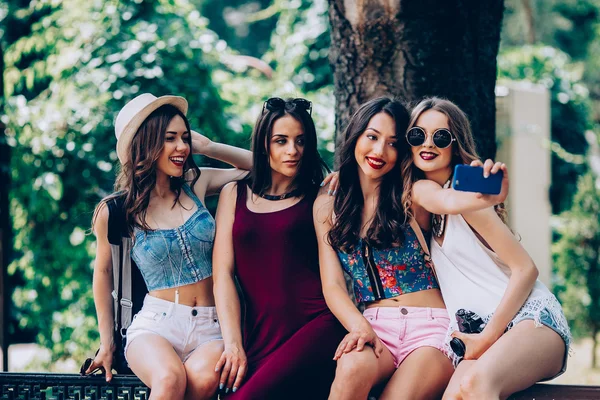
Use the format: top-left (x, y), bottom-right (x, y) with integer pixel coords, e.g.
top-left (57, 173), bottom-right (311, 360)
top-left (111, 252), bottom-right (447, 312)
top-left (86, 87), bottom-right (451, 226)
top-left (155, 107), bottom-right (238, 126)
top-left (400, 97), bottom-right (507, 222)
top-left (328, 97), bottom-right (410, 252)
top-left (93, 104), bottom-right (201, 236)
top-left (247, 98), bottom-right (328, 196)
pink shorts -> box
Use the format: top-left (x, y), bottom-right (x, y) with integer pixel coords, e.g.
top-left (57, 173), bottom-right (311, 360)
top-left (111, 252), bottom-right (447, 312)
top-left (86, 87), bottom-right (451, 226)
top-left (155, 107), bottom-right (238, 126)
top-left (364, 306), bottom-right (450, 368)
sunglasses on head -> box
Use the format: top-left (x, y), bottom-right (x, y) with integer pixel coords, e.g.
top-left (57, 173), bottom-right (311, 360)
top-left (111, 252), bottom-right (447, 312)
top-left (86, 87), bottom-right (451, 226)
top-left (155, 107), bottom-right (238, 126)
top-left (406, 127), bottom-right (456, 149)
top-left (262, 97), bottom-right (312, 116)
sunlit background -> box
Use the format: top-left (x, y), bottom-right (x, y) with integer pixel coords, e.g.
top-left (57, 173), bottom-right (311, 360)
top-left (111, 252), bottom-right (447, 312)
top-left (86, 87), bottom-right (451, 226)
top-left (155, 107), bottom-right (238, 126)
top-left (1, 0), bottom-right (600, 385)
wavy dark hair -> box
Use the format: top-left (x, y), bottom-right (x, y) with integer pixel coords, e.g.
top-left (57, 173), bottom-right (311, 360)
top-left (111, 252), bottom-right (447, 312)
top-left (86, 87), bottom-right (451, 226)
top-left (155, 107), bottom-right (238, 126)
top-left (246, 98), bottom-right (328, 196)
top-left (93, 104), bottom-right (201, 236)
top-left (400, 97), bottom-right (507, 223)
top-left (328, 97), bottom-right (410, 252)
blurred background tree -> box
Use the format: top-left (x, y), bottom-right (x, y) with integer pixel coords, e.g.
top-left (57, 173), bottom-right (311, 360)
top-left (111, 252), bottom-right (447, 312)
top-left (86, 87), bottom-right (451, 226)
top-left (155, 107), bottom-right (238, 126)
top-left (1, 0), bottom-right (600, 373)
top-left (500, 0), bottom-right (600, 364)
top-left (500, 0), bottom-right (599, 214)
top-left (1, 0), bottom-right (337, 369)
top-left (553, 169), bottom-right (600, 367)
top-left (2, 0), bottom-right (237, 368)
top-left (328, 0), bottom-right (504, 160)
top-left (0, 6), bottom-right (10, 370)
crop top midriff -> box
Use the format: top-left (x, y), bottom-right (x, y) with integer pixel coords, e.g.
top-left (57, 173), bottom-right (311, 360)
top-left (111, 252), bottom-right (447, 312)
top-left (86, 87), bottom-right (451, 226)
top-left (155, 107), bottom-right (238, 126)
top-left (131, 184), bottom-right (215, 291)
top-left (336, 224), bottom-right (439, 303)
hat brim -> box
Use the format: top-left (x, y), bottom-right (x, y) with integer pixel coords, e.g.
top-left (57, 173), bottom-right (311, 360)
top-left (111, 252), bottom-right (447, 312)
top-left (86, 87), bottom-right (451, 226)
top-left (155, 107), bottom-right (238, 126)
top-left (117, 95), bottom-right (189, 164)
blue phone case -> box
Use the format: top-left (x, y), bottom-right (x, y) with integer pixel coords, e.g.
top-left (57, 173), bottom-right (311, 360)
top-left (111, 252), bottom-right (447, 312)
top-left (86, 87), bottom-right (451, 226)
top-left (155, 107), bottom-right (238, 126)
top-left (452, 165), bottom-right (503, 195)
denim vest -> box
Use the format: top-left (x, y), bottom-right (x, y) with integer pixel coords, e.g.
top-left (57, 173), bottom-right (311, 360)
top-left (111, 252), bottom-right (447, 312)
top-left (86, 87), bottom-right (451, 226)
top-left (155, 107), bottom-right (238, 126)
top-left (336, 224), bottom-right (439, 303)
top-left (131, 184), bottom-right (215, 291)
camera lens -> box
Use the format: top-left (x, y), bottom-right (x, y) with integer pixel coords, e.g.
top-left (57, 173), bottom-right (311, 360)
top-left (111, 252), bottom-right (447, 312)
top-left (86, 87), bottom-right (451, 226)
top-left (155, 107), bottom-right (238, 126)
top-left (450, 337), bottom-right (466, 357)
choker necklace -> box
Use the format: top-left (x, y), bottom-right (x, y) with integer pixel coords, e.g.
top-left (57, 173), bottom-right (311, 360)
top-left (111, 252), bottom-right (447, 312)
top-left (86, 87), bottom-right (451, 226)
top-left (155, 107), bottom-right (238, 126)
top-left (431, 177), bottom-right (453, 238)
top-left (259, 188), bottom-right (303, 201)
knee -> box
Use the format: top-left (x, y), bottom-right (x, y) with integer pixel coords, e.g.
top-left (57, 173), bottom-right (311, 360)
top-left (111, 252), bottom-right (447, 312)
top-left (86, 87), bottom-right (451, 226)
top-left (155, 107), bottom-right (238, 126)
top-left (185, 365), bottom-right (219, 397)
top-left (459, 370), bottom-right (496, 400)
top-left (335, 352), bottom-right (378, 384)
top-left (153, 367), bottom-right (187, 397)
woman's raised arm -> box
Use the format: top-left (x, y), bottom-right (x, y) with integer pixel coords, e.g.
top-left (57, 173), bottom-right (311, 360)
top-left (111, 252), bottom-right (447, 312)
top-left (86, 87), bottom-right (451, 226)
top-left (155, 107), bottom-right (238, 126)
top-left (191, 131), bottom-right (251, 197)
top-left (413, 161), bottom-right (508, 216)
top-left (452, 207), bottom-right (539, 360)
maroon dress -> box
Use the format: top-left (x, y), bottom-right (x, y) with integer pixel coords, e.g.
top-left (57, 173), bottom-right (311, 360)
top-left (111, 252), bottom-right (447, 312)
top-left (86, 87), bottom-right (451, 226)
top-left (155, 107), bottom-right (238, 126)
top-left (226, 183), bottom-right (345, 400)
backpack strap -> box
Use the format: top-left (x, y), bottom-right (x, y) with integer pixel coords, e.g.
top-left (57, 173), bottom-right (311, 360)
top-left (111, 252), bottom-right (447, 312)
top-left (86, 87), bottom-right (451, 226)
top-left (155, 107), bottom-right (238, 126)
top-left (105, 195), bottom-right (134, 335)
top-left (409, 218), bottom-right (438, 281)
top-left (120, 236), bottom-right (134, 332)
top-left (106, 198), bottom-right (122, 331)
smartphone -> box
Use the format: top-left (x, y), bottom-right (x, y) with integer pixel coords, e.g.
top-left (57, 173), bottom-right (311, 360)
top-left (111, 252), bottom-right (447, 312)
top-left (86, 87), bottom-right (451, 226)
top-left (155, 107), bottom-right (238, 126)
top-left (452, 165), bottom-right (503, 195)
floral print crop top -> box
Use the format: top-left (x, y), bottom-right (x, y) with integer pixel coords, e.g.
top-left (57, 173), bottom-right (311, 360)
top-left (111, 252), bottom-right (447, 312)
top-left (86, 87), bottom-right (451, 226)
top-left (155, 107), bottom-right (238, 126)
top-left (336, 224), bottom-right (439, 303)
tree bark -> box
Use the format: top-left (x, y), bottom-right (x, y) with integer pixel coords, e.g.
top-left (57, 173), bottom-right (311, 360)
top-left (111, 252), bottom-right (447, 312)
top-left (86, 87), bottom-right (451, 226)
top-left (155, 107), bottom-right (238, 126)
top-left (520, 0), bottom-right (536, 44)
top-left (328, 0), bottom-right (505, 160)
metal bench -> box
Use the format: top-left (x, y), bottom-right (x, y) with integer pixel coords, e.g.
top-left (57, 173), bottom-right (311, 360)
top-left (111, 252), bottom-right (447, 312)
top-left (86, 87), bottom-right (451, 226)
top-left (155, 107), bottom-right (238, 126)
top-left (1, 373), bottom-right (600, 399)
top-left (0, 373), bottom-right (149, 400)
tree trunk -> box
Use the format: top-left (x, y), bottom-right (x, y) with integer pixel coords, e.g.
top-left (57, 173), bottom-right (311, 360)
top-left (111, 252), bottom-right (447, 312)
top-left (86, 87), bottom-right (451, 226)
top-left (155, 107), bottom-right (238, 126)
top-left (520, 0), bottom-right (536, 44)
top-left (0, 41), bottom-right (10, 371)
top-left (328, 0), bottom-right (505, 160)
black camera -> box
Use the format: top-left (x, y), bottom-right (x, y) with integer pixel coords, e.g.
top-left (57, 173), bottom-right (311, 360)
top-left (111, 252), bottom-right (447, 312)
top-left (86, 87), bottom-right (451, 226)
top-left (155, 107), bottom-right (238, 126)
top-left (449, 309), bottom-right (486, 357)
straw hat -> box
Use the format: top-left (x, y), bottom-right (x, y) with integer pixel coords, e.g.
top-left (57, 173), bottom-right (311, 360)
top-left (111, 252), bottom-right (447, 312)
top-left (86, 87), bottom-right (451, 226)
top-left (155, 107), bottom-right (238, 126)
top-left (115, 93), bottom-right (189, 164)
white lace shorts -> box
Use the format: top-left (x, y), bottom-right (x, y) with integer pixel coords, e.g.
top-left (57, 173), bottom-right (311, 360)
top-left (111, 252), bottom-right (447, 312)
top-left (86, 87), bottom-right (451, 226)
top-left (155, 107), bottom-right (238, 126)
top-left (447, 295), bottom-right (571, 379)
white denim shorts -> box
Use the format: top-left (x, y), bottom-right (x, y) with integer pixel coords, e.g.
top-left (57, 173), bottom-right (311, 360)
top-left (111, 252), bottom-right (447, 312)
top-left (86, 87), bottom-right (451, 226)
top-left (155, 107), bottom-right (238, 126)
top-left (125, 295), bottom-right (222, 362)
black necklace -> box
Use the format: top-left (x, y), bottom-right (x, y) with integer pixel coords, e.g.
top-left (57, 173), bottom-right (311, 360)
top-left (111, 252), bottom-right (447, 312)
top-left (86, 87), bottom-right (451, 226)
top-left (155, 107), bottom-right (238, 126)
top-left (259, 188), bottom-right (303, 201)
top-left (431, 177), bottom-right (453, 238)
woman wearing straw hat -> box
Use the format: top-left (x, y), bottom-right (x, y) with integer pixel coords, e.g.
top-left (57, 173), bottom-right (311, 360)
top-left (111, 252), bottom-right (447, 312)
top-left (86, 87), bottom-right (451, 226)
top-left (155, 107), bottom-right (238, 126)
top-left (87, 93), bottom-right (252, 400)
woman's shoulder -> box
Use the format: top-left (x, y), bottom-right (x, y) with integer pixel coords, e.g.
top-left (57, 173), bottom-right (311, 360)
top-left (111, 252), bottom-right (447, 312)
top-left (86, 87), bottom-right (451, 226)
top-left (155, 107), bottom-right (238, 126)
top-left (219, 179), bottom-right (249, 206)
top-left (92, 201), bottom-right (110, 238)
top-left (222, 180), bottom-right (239, 191)
top-left (313, 189), bottom-right (334, 221)
top-left (220, 181), bottom-right (240, 200)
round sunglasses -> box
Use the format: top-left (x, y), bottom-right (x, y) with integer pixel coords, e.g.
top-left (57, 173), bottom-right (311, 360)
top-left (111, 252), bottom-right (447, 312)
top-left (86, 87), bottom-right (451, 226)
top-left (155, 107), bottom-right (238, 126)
top-left (406, 127), bottom-right (456, 149)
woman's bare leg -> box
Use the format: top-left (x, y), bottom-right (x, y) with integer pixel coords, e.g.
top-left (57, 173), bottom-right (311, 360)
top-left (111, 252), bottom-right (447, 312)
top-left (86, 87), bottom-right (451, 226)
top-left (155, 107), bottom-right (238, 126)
top-left (127, 334), bottom-right (187, 400)
top-left (453, 321), bottom-right (565, 400)
top-left (442, 360), bottom-right (475, 400)
top-left (329, 345), bottom-right (396, 400)
top-left (380, 347), bottom-right (453, 400)
top-left (183, 340), bottom-right (223, 400)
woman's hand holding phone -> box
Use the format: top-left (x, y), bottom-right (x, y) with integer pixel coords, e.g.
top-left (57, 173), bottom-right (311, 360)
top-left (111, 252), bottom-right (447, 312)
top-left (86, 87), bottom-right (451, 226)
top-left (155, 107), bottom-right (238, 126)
top-left (463, 159), bottom-right (509, 205)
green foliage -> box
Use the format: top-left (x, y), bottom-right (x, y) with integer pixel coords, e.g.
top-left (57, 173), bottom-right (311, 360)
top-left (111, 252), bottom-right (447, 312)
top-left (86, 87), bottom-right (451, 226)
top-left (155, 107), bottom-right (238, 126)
top-left (501, 0), bottom-right (600, 126)
top-left (2, 0), bottom-right (336, 368)
top-left (553, 170), bottom-right (600, 338)
top-left (501, 0), bottom-right (600, 60)
top-left (8, 0), bottom-right (598, 370)
top-left (199, 0), bottom-right (277, 58)
top-left (3, 0), bottom-right (240, 366)
top-left (498, 46), bottom-right (591, 213)
top-left (213, 0), bottom-right (335, 165)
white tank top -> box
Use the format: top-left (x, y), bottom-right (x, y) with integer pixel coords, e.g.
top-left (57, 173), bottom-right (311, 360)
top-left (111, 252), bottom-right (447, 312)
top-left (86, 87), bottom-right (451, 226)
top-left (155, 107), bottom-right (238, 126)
top-left (431, 211), bottom-right (555, 328)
